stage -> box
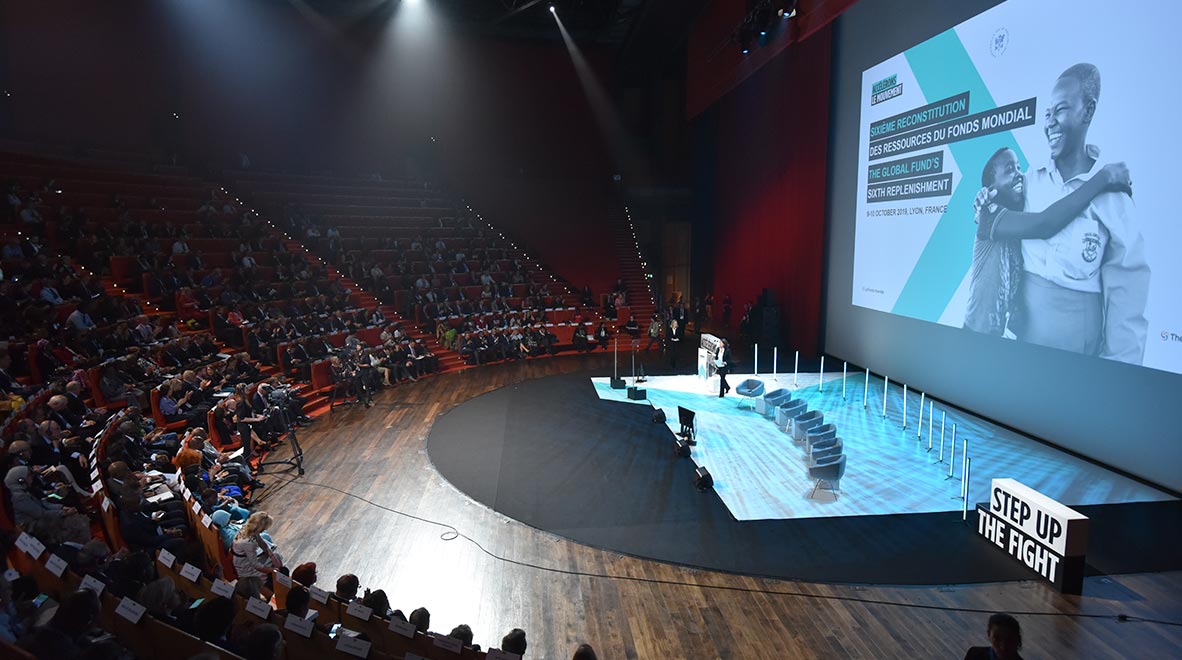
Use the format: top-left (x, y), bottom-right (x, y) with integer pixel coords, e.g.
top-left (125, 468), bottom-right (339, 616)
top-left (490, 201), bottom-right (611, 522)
top-left (426, 369), bottom-right (1181, 584)
top-left (589, 371), bottom-right (1171, 521)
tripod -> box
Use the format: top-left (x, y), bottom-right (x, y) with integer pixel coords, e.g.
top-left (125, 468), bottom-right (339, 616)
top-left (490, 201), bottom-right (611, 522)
top-left (259, 401), bottom-right (305, 476)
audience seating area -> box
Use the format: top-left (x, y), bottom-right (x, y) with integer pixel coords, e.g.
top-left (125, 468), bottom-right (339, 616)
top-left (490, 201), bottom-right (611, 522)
top-left (230, 170), bottom-right (621, 366)
top-left (1, 149), bottom-right (604, 659)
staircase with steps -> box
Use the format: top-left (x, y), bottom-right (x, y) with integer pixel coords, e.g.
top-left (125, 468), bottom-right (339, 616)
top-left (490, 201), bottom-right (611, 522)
top-left (278, 238), bottom-right (467, 375)
top-left (610, 206), bottom-right (657, 326)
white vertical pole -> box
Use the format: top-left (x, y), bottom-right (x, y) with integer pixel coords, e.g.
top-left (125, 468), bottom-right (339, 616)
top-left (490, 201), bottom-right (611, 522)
top-left (917, 392), bottom-right (925, 438)
top-left (927, 401), bottom-right (934, 449)
top-left (961, 438), bottom-right (970, 485)
top-left (947, 424), bottom-right (957, 477)
top-left (902, 384), bottom-right (908, 429)
top-left (842, 362), bottom-right (847, 400)
top-left (936, 411), bottom-right (945, 455)
top-left (936, 417), bottom-right (946, 462)
top-left (962, 457), bottom-right (972, 522)
top-left (818, 356), bottom-right (824, 391)
top-left (773, 347), bottom-right (778, 378)
top-left (864, 368), bottom-right (869, 408)
top-left (754, 343), bottom-right (759, 377)
top-left (882, 376), bottom-right (889, 418)
top-left (793, 351), bottom-right (799, 387)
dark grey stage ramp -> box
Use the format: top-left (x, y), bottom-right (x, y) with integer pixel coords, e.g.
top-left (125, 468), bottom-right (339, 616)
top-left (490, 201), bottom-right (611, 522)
top-left (426, 373), bottom-right (1182, 585)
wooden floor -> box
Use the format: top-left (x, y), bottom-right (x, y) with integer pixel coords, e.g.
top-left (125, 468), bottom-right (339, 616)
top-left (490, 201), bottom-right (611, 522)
top-left (255, 351), bottom-right (1182, 659)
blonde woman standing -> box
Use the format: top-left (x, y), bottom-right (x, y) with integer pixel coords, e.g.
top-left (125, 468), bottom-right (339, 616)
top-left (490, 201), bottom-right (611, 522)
top-left (232, 512), bottom-right (285, 598)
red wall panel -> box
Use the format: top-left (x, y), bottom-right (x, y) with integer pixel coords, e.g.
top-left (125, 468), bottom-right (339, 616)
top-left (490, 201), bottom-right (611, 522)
top-left (708, 26), bottom-right (832, 355)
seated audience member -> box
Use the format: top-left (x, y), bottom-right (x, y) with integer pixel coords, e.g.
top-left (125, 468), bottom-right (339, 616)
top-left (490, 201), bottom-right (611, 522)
top-left (291, 562), bottom-right (318, 588)
top-left (118, 495), bottom-right (188, 557)
top-left (965, 613), bottom-right (1024, 660)
top-left (275, 585), bottom-right (325, 632)
top-left (5, 465), bottom-right (92, 545)
top-left (360, 589), bottom-right (394, 619)
top-left (572, 644), bottom-right (599, 660)
top-left (137, 577), bottom-right (188, 625)
top-left (190, 596), bottom-right (236, 646)
top-left (409, 607), bottom-right (431, 634)
top-left (502, 628), bottom-right (528, 657)
top-left (17, 588), bottom-right (107, 659)
top-left (244, 623), bottom-right (284, 660)
top-left (450, 623), bottom-right (476, 650)
top-left (333, 573), bottom-right (360, 603)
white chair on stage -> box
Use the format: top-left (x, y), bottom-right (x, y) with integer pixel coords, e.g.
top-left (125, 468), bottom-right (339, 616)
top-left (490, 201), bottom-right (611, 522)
top-left (776, 400), bottom-right (807, 433)
top-left (757, 388), bottom-right (792, 417)
top-left (805, 423), bottom-right (837, 456)
top-left (808, 454), bottom-right (847, 500)
top-left (792, 410), bottom-right (824, 444)
top-left (810, 437), bottom-right (842, 463)
top-left (735, 379), bottom-right (765, 411)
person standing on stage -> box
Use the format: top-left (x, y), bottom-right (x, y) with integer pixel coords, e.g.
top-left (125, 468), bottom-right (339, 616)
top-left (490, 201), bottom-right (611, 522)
top-left (716, 339), bottom-right (731, 398)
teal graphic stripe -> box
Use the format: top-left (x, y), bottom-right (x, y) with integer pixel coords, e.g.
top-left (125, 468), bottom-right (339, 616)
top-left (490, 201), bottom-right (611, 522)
top-left (892, 30), bottom-right (1028, 322)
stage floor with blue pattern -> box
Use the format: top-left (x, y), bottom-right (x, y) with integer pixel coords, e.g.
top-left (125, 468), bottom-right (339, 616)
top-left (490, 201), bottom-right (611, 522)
top-left (590, 372), bottom-right (1173, 521)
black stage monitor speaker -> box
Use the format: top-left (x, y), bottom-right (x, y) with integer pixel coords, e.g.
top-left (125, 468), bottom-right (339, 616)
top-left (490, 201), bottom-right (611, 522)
top-left (627, 386), bottom-right (647, 400)
top-left (610, 376), bottom-right (626, 389)
top-left (694, 466), bottom-right (713, 491)
top-left (675, 438), bottom-right (691, 458)
top-left (652, 408), bottom-right (666, 423)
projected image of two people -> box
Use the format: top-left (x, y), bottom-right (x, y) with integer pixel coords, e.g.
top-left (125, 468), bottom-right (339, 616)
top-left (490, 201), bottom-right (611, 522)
top-left (962, 63), bottom-right (1148, 365)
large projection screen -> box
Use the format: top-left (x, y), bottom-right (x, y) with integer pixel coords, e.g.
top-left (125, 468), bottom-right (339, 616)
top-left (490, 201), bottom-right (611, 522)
top-left (824, 0), bottom-right (1182, 492)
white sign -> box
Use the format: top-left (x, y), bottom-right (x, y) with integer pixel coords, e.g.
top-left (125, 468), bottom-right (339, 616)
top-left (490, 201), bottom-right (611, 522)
top-left (336, 634), bottom-right (372, 658)
top-left (157, 549), bottom-right (177, 569)
top-left (200, 513), bottom-right (213, 528)
top-left (389, 617), bottom-right (417, 639)
top-left (345, 601), bottom-right (373, 621)
top-left (211, 579), bottom-right (236, 598)
top-left (977, 478), bottom-right (1090, 594)
top-left (245, 597), bottom-right (273, 619)
top-left (15, 532), bottom-right (44, 559)
top-left (273, 570), bottom-right (292, 588)
top-left (986, 478), bottom-right (1088, 556)
top-left (44, 554), bottom-right (68, 577)
top-left (309, 585), bottom-right (330, 604)
top-left (179, 563), bottom-right (202, 582)
top-left (432, 633), bottom-right (463, 654)
top-left (116, 597), bottom-right (147, 624)
top-left (191, 500), bottom-right (202, 515)
top-left (284, 612), bottom-right (315, 638)
top-left (80, 574), bottom-right (107, 595)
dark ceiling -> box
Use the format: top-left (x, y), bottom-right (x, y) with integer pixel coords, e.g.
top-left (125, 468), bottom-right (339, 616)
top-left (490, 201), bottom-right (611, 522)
top-left (290, 0), bottom-right (712, 78)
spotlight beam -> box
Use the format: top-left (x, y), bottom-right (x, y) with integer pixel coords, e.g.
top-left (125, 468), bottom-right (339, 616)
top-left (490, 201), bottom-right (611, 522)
top-left (491, 0), bottom-right (549, 26)
top-left (552, 10), bottom-right (647, 181)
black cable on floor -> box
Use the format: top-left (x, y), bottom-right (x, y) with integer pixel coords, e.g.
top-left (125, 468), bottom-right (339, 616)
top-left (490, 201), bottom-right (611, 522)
top-left (255, 475), bottom-right (1182, 629)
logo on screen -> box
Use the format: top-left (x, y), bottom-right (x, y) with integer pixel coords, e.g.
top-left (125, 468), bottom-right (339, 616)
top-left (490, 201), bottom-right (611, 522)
top-left (871, 74), bottom-right (903, 105)
top-left (1162, 331), bottom-right (1182, 343)
top-left (991, 28), bottom-right (1009, 57)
